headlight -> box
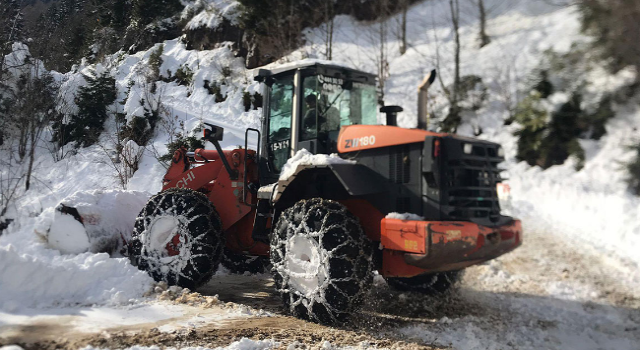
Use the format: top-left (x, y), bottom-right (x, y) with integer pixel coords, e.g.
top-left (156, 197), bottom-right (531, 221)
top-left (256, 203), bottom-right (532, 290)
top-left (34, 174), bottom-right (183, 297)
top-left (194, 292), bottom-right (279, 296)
top-left (463, 143), bottom-right (473, 154)
top-left (498, 146), bottom-right (505, 157)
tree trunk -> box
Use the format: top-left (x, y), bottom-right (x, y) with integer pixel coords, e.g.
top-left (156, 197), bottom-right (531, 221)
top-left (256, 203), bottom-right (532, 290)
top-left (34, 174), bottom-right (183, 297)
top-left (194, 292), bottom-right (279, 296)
top-left (324, 1), bottom-right (334, 60)
top-left (478, 0), bottom-right (490, 47)
top-left (25, 132), bottom-right (35, 191)
top-left (378, 17), bottom-right (387, 105)
top-left (399, 0), bottom-right (408, 55)
top-left (450, 0), bottom-right (460, 109)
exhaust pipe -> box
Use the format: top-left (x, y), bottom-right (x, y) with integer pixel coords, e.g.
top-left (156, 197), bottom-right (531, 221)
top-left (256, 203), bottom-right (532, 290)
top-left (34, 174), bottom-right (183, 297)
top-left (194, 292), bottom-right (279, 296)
top-left (417, 69), bottom-right (437, 130)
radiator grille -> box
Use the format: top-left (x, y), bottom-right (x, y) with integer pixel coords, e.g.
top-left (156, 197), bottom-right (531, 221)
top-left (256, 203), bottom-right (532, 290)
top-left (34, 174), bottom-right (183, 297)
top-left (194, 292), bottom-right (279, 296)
top-left (443, 143), bottom-right (503, 223)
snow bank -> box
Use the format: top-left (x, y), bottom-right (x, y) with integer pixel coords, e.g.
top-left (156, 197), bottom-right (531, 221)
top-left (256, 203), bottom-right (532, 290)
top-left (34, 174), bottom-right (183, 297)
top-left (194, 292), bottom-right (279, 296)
top-left (34, 190), bottom-right (151, 254)
top-left (0, 242), bottom-right (152, 311)
top-left (279, 149), bottom-right (355, 181)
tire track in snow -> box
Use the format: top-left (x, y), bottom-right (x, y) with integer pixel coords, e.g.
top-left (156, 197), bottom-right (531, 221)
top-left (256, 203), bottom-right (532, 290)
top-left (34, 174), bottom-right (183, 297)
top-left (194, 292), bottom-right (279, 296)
top-left (381, 228), bottom-right (640, 349)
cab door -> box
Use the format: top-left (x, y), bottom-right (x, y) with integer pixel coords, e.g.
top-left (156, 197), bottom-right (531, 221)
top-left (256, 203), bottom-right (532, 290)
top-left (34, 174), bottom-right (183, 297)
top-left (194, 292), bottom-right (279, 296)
top-left (264, 74), bottom-right (294, 182)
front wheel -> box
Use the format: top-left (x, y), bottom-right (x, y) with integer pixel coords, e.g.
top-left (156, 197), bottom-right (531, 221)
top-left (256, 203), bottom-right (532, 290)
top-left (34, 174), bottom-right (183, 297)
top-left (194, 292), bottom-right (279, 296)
top-left (128, 188), bottom-right (224, 290)
top-left (271, 198), bottom-right (373, 325)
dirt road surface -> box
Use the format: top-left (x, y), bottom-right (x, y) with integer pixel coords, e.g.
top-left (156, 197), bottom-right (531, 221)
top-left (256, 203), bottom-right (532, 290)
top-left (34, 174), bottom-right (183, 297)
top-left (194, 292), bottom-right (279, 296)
top-left (2, 228), bottom-right (639, 349)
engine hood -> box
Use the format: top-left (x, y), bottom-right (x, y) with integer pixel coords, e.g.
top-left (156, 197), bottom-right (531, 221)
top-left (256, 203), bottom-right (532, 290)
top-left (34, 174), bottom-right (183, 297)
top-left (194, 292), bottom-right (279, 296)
top-left (337, 125), bottom-right (444, 153)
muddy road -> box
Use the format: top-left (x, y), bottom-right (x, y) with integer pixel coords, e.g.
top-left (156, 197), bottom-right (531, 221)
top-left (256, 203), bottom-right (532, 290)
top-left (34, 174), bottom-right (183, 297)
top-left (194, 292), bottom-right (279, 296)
top-left (2, 228), bottom-right (640, 349)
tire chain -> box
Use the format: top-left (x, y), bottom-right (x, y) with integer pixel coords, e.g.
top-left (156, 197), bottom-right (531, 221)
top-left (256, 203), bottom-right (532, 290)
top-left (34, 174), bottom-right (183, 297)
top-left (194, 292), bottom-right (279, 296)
top-left (271, 198), bottom-right (373, 324)
top-left (129, 188), bottom-right (224, 290)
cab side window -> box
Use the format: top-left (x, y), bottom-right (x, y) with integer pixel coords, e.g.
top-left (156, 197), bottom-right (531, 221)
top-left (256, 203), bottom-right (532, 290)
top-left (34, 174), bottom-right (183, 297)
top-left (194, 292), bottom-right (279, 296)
top-left (268, 75), bottom-right (294, 172)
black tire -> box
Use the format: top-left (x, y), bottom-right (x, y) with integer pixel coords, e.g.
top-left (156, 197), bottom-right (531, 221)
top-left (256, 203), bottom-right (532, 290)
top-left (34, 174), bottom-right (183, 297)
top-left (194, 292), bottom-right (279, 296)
top-left (221, 248), bottom-right (269, 274)
top-left (271, 198), bottom-right (373, 325)
top-left (128, 188), bottom-right (223, 290)
top-left (385, 270), bottom-right (462, 294)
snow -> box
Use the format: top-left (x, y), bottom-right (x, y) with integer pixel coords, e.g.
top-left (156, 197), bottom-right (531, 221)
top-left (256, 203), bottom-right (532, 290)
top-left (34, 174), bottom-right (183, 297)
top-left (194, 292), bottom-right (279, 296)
top-left (46, 213), bottom-right (90, 254)
top-left (148, 216), bottom-right (181, 253)
top-left (284, 234), bottom-right (326, 297)
top-left (79, 338), bottom-right (279, 350)
top-left (184, 0), bottom-right (241, 29)
top-left (279, 149), bottom-right (355, 181)
top-left (385, 212), bottom-right (425, 221)
top-left (0, 303), bottom-right (183, 332)
top-left (0, 243), bottom-right (152, 311)
top-left (34, 190), bottom-right (151, 254)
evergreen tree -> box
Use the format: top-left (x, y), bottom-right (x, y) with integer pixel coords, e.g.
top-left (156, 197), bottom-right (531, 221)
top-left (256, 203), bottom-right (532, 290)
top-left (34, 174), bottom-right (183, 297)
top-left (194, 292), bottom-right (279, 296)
top-left (131, 0), bottom-right (182, 26)
top-left (54, 71), bottom-right (117, 147)
top-left (514, 92), bottom-right (548, 166)
top-left (0, 0), bottom-right (24, 78)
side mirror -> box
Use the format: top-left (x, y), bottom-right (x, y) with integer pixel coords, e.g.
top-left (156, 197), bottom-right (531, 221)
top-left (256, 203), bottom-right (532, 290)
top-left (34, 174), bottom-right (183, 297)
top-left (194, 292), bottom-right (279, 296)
top-left (203, 123), bottom-right (224, 142)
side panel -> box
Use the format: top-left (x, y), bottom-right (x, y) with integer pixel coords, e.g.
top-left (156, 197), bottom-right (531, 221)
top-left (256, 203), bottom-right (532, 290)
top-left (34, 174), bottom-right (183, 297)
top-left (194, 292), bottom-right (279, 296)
top-left (340, 143), bottom-right (424, 215)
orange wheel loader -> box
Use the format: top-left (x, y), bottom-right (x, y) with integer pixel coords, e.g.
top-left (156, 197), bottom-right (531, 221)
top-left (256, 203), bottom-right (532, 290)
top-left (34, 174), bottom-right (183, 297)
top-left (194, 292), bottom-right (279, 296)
top-left (127, 62), bottom-right (522, 325)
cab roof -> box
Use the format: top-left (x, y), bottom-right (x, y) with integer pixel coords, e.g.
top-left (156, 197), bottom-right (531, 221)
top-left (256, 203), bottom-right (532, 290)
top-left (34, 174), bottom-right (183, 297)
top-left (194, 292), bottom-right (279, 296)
top-left (254, 60), bottom-right (376, 84)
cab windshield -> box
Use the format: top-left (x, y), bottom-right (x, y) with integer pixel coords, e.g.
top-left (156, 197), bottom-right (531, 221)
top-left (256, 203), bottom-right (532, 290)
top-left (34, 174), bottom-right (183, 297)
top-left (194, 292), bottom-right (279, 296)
top-left (300, 75), bottom-right (378, 141)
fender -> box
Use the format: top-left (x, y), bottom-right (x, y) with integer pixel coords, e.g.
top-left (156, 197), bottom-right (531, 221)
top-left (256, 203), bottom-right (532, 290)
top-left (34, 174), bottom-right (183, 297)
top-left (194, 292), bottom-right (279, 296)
top-left (269, 163), bottom-right (389, 207)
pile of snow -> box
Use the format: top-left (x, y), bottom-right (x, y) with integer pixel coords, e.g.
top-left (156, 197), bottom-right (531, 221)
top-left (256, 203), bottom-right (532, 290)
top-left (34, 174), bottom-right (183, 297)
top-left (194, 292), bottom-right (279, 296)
top-left (385, 212), bottom-right (425, 221)
top-left (0, 242), bottom-right (153, 311)
top-left (34, 190), bottom-right (150, 254)
top-left (279, 149), bottom-right (355, 181)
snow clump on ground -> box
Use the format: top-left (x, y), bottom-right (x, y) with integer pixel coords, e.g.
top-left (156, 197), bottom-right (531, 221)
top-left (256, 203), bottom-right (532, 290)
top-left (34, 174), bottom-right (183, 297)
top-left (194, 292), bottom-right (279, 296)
top-left (34, 190), bottom-right (150, 254)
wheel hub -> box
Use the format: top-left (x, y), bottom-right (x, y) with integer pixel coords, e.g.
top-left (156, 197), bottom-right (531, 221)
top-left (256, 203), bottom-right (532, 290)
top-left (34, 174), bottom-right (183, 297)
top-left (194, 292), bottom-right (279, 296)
top-left (147, 216), bottom-right (182, 257)
top-left (285, 234), bottom-right (327, 297)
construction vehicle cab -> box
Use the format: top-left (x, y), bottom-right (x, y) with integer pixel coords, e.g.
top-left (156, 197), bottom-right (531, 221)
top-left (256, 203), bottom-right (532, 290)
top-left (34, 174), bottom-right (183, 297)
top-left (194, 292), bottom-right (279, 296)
top-left (254, 62), bottom-right (379, 182)
top-left (126, 60), bottom-right (523, 325)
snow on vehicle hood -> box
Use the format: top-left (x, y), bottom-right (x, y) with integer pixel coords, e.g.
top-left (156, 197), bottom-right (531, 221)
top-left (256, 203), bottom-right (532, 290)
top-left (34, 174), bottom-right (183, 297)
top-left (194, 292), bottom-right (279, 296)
top-left (279, 149), bottom-right (355, 181)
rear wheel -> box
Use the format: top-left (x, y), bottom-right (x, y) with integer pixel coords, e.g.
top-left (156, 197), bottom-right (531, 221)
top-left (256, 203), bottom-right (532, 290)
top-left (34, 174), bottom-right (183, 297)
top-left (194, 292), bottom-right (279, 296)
top-left (385, 270), bottom-right (462, 294)
top-left (271, 198), bottom-right (373, 324)
top-left (128, 188), bottom-right (223, 290)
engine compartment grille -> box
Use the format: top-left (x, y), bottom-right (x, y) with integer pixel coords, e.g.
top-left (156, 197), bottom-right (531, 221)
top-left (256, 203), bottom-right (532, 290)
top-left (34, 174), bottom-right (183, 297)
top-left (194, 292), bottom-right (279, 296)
top-left (441, 140), bottom-right (504, 223)
top-left (389, 145), bottom-right (411, 184)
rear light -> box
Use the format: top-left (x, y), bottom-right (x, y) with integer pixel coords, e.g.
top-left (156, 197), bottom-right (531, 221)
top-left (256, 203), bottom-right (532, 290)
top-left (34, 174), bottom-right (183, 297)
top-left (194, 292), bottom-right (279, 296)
top-left (433, 139), bottom-right (441, 158)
